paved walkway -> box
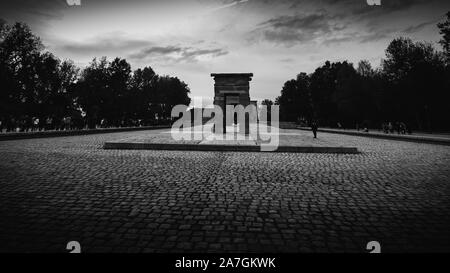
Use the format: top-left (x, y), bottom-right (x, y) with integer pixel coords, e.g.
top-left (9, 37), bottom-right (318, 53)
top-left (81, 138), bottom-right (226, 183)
top-left (0, 130), bottom-right (449, 252)
top-left (298, 127), bottom-right (450, 145)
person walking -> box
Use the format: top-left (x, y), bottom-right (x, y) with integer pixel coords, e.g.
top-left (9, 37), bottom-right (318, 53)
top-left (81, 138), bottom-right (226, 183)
top-left (311, 120), bottom-right (318, 139)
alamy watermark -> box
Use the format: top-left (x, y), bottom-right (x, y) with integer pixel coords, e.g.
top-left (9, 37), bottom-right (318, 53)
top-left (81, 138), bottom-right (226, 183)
top-left (66, 0), bottom-right (81, 6)
top-left (366, 0), bottom-right (381, 6)
top-left (170, 97), bottom-right (280, 151)
top-left (66, 241), bottom-right (81, 253)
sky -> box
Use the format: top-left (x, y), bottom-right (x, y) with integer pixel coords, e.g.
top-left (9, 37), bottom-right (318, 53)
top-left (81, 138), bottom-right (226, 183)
top-left (1, 0), bottom-right (450, 104)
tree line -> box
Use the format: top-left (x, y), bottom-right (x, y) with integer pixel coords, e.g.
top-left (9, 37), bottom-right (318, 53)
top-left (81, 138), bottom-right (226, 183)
top-left (0, 20), bottom-right (191, 132)
top-left (275, 12), bottom-right (450, 132)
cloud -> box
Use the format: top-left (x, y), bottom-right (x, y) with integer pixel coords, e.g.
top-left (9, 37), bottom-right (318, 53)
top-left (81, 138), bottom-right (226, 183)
top-left (202, 0), bottom-right (249, 14)
top-left (322, 36), bottom-right (354, 46)
top-left (280, 58), bottom-right (294, 63)
top-left (53, 32), bottom-right (228, 63)
top-left (403, 19), bottom-right (440, 34)
top-left (367, 0), bottom-right (426, 12)
top-left (0, 0), bottom-right (67, 28)
top-left (249, 0), bottom-right (438, 47)
top-left (321, 0), bottom-right (429, 17)
top-left (253, 12), bottom-right (336, 45)
top-left (358, 31), bottom-right (389, 43)
top-left (261, 13), bottom-right (328, 29)
top-left (54, 33), bottom-right (151, 56)
top-left (321, 29), bottom-right (391, 46)
top-left (130, 46), bottom-right (183, 57)
top-left (128, 45), bottom-right (228, 63)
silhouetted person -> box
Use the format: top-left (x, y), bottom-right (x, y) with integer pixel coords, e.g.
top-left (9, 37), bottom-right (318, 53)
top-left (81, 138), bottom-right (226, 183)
top-left (382, 122), bottom-right (388, 133)
top-left (399, 122), bottom-right (406, 134)
top-left (361, 120), bottom-right (369, 132)
top-left (311, 121), bottom-right (318, 138)
top-left (406, 123), bottom-right (412, 135)
top-left (396, 122), bottom-right (401, 134)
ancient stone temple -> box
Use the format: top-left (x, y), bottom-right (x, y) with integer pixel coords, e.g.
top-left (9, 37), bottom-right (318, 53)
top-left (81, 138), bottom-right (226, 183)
top-left (211, 73), bottom-right (254, 133)
top-left (211, 73), bottom-right (253, 108)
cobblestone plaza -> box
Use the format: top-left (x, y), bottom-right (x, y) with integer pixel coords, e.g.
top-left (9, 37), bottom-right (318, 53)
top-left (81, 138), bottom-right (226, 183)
top-left (0, 129), bottom-right (449, 253)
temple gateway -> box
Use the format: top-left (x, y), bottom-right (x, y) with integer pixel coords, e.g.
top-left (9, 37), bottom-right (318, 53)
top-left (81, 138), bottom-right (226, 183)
top-left (211, 73), bottom-right (257, 133)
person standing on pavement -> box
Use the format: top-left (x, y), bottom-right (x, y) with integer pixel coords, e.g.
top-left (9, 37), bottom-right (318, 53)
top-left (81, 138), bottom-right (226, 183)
top-left (311, 120), bottom-right (318, 138)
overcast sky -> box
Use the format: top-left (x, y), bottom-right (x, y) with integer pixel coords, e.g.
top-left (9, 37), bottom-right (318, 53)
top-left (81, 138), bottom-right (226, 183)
top-left (1, 0), bottom-right (449, 103)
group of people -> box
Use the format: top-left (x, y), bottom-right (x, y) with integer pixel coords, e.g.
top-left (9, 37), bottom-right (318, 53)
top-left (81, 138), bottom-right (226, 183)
top-left (0, 116), bottom-right (84, 133)
top-left (307, 120), bottom-right (413, 139)
top-left (381, 121), bottom-right (411, 135)
top-left (0, 116), bottom-right (168, 133)
top-left (355, 121), bottom-right (371, 133)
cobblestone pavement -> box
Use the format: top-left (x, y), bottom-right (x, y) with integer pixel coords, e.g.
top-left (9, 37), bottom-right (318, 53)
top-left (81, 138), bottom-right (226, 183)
top-left (0, 129), bottom-right (449, 253)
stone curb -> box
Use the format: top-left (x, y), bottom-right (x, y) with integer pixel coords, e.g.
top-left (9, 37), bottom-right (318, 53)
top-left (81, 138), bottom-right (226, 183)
top-left (103, 142), bottom-right (359, 154)
top-left (0, 126), bottom-right (171, 141)
top-left (298, 127), bottom-right (450, 146)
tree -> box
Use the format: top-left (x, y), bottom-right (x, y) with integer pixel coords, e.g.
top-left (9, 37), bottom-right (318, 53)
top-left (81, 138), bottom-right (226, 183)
top-left (0, 18), bottom-right (7, 40)
top-left (276, 72), bottom-right (312, 122)
top-left (382, 37), bottom-right (446, 130)
top-left (357, 60), bottom-right (374, 77)
top-left (105, 57), bottom-right (132, 126)
top-left (309, 61), bottom-right (370, 127)
top-left (152, 75), bottom-right (191, 121)
top-left (74, 57), bottom-right (110, 128)
top-left (261, 99), bottom-right (273, 106)
top-left (438, 11), bottom-right (450, 64)
top-left (130, 66), bottom-right (157, 123)
top-left (261, 99), bottom-right (274, 124)
top-left (0, 22), bottom-right (44, 128)
top-left (0, 21), bottom-right (192, 131)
